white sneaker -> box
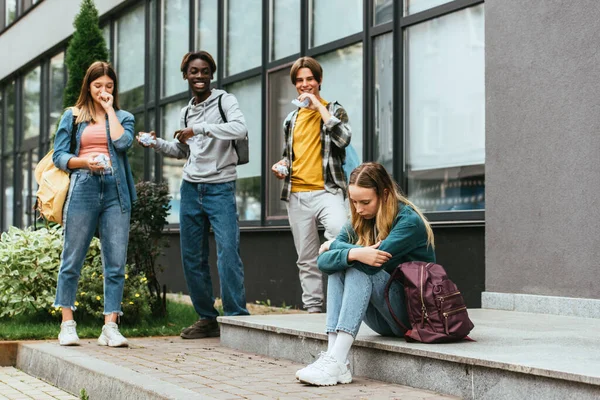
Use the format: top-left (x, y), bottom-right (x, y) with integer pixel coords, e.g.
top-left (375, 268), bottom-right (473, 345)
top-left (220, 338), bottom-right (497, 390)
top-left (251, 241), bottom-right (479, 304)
top-left (98, 322), bottom-right (129, 347)
top-left (296, 352), bottom-right (327, 380)
top-left (58, 320), bottom-right (80, 346)
top-left (297, 354), bottom-right (352, 386)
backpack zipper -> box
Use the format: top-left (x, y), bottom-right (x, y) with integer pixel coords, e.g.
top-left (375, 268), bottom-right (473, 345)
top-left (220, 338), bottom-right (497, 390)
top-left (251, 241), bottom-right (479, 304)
top-left (443, 306), bottom-right (467, 334)
top-left (438, 291), bottom-right (461, 306)
top-left (420, 264), bottom-right (428, 328)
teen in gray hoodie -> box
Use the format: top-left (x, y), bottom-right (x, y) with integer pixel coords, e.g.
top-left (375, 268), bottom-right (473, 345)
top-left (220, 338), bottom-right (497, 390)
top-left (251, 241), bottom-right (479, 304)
top-left (137, 51), bottom-right (250, 339)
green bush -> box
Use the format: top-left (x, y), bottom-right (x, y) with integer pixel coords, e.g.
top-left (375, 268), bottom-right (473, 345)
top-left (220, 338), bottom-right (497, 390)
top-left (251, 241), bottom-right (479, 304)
top-left (0, 225), bottom-right (152, 322)
top-left (127, 181), bottom-right (171, 317)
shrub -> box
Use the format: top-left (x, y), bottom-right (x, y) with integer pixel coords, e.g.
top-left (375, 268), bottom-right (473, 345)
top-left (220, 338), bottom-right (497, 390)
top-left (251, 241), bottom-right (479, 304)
top-left (127, 181), bottom-right (171, 317)
top-left (0, 226), bottom-right (152, 322)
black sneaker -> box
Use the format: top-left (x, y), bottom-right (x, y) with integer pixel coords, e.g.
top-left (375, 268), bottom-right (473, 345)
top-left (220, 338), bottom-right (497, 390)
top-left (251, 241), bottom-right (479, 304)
top-left (180, 319), bottom-right (220, 339)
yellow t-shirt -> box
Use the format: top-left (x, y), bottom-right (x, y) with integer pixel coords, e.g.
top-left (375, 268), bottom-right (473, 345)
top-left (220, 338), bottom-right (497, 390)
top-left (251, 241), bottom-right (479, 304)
top-left (291, 98), bottom-right (328, 192)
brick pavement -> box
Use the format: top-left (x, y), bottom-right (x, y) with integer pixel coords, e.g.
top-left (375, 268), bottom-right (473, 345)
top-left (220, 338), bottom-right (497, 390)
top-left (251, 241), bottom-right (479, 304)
top-left (72, 337), bottom-right (460, 400)
top-left (0, 367), bottom-right (77, 400)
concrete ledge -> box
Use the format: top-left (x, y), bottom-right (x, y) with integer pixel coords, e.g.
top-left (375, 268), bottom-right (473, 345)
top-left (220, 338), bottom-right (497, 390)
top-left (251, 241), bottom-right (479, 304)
top-left (16, 342), bottom-right (204, 400)
top-left (0, 342), bottom-right (18, 366)
top-left (482, 292), bottom-right (600, 318)
top-left (219, 310), bottom-right (600, 400)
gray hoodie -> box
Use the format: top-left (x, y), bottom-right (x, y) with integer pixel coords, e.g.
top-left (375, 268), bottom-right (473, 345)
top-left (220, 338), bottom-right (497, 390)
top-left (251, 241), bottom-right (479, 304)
top-left (153, 89), bottom-right (247, 183)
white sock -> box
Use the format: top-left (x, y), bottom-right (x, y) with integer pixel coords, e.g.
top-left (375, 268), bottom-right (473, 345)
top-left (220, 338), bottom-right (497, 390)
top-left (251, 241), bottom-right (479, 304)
top-left (327, 332), bottom-right (337, 354)
top-left (330, 331), bottom-right (354, 365)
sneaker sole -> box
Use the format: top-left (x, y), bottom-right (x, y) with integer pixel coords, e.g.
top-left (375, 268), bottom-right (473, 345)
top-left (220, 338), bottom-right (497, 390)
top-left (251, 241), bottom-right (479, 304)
top-left (180, 330), bottom-right (220, 339)
top-left (298, 371), bottom-right (353, 386)
top-left (97, 336), bottom-right (129, 347)
top-left (59, 340), bottom-right (80, 346)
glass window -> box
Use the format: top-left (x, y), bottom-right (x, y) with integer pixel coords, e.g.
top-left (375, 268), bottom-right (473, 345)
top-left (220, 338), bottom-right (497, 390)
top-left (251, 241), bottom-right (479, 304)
top-left (116, 3), bottom-right (145, 109)
top-left (4, 157), bottom-right (13, 230)
top-left (225, 0), bottom-right (261, 76)
top-left (405, 5), bottom-right (485, 212)
top-left (196, 0), bottom-right (218, 64)
top-left (5, 81), bottom-right (15, 155)
top-left (316, 43), bottom-right (364, 160)
top-left (225, 76), bottom-right (262, 222)
top-left (162, 0), bottom-right (189, 97)
top-left (148, 0), bottom-right (157, 99)
top-left (5, 0), bottom-right (17, 26)
top-left (128, 112), bottom-right (146, 183)
top-left (102, 25), bottom-right (111, 51)
top-left (23, 66), bottom-right (41, 141)
top-left (270, 0), bottom-right (300, 61)
top-left (404, 0), bottom-right (453, 16)
top-left (311, 0), bottom-right (362, 48)
top-left (49, 53), bottom-right (65, 137)
top-left (374, 0), bottom-right (393, 25)
top-left (161, 100), bottom-right (187, 224)
top-left (0, 89), bottom-right (3, 153)
top-left (266, 66), bottom-right (296, 219)
top-left (20, 148), bottom-right (38, 227)
top-left (373, 33), bottom-right (393, 174)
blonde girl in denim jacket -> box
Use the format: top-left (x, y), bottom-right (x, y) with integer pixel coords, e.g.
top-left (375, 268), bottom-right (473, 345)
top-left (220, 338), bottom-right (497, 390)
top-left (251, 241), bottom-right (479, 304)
top-left (52, 61), bottom-right (136, 347)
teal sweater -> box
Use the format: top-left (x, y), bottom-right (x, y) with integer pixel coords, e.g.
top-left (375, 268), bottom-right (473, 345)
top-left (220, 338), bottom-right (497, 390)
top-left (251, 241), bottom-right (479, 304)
top-left (317, 205), bottom-right (436, 276)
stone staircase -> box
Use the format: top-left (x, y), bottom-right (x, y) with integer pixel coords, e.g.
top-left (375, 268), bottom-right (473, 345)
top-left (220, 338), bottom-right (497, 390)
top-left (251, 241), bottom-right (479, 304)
top-left (218, 309), bottom-right (600, 400)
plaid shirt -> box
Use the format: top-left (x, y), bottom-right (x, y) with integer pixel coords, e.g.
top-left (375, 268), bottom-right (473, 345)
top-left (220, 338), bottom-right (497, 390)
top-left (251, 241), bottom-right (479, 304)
top-left (280, 101), bottom-right (352, 201)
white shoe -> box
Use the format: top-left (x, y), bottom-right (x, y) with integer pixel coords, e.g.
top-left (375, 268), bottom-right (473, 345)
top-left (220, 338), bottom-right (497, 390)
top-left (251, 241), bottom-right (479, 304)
top-left (98, 322), bottom-right (129, 347)
top-left (297, 354), bottom-right (352, 386)
top-left (58, 320), bottom-right (80, 346)
top-left (296, 352), bottom-right (327, 380)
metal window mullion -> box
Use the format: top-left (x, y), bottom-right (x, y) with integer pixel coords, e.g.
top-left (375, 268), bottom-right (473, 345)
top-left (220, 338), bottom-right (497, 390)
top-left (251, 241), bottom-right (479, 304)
top-left (393, 0), bottom-right (405, 190)
top-left (13, 76), bottom-right (23, 227)
top-left (259, 0), bottom-right (268, 226)
top-left (363, 0), bottom-right (372, 162)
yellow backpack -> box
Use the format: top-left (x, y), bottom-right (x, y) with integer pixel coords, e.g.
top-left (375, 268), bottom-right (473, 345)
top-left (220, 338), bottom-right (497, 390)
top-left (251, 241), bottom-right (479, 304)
top-left (34, 108), bottom-right (79, 225)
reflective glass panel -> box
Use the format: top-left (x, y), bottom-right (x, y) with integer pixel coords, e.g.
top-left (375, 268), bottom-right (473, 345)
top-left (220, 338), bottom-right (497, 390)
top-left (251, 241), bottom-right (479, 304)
top-left (266, 66), bottom-right (296, 219)
top-left (225, 76), bottom-right (262, 221)
top-left (162, 0), bottom-right (189, 97)
top-left (373, 33), bottom-right (393, 174)
top-left (225, 0), bottom-right (261, 76)
top-left (23, 66), bottom-right (41, 141)
top-left (311, 0), bottom-right (362, 48)
top-left (316, 43), bottom-right (364, 160)
top-left (405, 5), bottom-right (485, 211)
top-left (271, 0), bottom-right (300, 61)
top-left (116, 3), bottom-right (145, 109)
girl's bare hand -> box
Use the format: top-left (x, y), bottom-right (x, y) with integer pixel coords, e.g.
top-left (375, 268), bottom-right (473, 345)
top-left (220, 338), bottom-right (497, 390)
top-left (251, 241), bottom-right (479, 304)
top-left (349, 243), bottom-right (392, 267)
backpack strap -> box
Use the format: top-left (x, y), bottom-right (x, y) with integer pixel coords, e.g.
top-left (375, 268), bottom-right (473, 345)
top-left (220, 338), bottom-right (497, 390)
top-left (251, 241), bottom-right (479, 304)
top-left (217, 94), bottom-right (227, 122)
top-left (183, 94), bottom-right (226, 126)
top-left (184, 106), bottom-right (190, 127)
top-left (384, 267), bottom-right (411, 334)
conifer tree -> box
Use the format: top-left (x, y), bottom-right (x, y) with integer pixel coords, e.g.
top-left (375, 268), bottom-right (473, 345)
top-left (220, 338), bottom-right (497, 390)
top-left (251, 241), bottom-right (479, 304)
top-left (62, 0), bottom-right (108, 109)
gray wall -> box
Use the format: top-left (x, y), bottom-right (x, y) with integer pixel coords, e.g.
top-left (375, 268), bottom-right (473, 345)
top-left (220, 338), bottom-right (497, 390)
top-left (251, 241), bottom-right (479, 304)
top-left (486, 0), bottom-right (600, 299)
top-left (0, 0), bottom-right (125, 80)
top-left (157, 226), bottom-right (485, 310)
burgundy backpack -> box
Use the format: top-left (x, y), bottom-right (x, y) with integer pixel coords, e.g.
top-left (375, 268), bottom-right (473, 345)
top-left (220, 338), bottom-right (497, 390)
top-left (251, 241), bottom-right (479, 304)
top-left (384, 261), bottom-right (474, 343)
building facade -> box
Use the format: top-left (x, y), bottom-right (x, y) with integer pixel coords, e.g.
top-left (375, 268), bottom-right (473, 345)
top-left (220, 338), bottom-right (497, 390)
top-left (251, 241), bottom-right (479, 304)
top-left (0, 0), bottom-right (488, 308)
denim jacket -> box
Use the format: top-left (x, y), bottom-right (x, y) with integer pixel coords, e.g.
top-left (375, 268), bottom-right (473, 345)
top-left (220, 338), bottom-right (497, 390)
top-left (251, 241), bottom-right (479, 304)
top-left (52, 108), bottom-right (137, 213)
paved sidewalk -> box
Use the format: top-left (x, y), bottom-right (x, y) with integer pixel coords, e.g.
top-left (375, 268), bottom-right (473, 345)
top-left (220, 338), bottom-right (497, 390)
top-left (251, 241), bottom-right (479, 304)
top-left (65, 337), bottom-right (458, 400)
top-left (0, 367), bottom-right (77, 400)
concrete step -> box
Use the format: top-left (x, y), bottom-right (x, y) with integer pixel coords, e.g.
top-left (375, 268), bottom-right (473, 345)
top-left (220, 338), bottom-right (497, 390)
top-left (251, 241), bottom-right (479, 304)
top-left (218, 309), bottom-right (600, 400)
top-left (15, 342), bottom-right (204, 400)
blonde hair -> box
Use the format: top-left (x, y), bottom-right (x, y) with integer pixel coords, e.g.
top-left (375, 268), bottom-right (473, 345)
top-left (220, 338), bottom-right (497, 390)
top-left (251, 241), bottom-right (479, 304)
top-left (348, 162), bottom-right (434, 248)
top-left (73, 61), bottom-right (120, 124)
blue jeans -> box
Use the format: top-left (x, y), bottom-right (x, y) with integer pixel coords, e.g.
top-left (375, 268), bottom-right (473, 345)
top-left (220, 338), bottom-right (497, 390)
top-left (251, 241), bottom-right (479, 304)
top-left (54, 170), bottom-right (130, 315)
top-left (180, 180), bottom-right (249, 319)
top-left (325, 268), bottom-right (410, 338)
